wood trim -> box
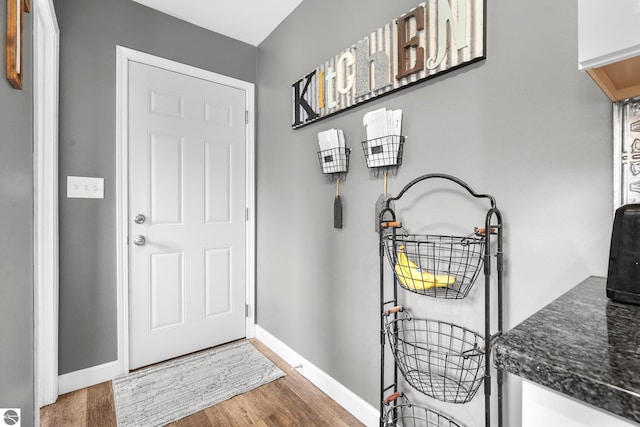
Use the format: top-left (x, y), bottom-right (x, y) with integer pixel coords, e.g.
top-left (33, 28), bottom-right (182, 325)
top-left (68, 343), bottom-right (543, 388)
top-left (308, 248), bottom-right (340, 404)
top-left (114, 46), bottom-right (130, 376)
top-left (6, 0), bottom-right (21, 88)
top-left (58, 361), bottom-right (120, 395)
top-left (6, 0), bottom-right (30, 89)
top-left (586, 56), bottom-right (640, 101)
top-left (244, 83), bottom-right (256, 340)
top-left (33, 0), bottom-right (60, 411)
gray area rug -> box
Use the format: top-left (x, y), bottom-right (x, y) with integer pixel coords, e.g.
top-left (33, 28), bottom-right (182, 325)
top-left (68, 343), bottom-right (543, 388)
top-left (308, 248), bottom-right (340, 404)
top-left (112, 340), bottom-right (285, 426)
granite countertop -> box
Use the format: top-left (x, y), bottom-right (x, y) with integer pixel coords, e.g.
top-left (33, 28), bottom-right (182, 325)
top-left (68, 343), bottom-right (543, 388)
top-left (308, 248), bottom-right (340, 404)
top-left (494, 276), bottom-right (640, 424)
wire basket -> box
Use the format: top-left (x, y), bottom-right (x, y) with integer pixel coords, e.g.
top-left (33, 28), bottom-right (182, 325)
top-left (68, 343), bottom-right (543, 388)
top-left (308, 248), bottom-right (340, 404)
top-left (317, 147), bottom-right (350, 174)
top-left (383, 232), bottom-right (485, 299)
top-left (382, 394), bottom-right (464, 427)
top-left (384, 308), bottom-right (485, 404)
top-left (361, 135), bottom-right (405, 168)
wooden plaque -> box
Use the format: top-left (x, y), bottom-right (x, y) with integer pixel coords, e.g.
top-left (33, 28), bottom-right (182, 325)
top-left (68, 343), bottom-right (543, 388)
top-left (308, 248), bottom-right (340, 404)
top-left (6, 0), bottom-right (30, 89)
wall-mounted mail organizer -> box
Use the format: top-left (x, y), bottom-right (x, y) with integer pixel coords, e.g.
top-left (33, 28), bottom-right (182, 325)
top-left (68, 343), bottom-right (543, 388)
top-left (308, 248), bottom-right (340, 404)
top-left (317, 146), bottom-right (351, 181)
top-left (361, 135), bottom-right (405, 177)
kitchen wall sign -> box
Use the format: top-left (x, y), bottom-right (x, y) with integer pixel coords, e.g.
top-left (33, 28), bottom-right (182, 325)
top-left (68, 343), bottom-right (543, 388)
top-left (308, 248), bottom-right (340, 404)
top-left (292, 0), bottom-right (485, 129)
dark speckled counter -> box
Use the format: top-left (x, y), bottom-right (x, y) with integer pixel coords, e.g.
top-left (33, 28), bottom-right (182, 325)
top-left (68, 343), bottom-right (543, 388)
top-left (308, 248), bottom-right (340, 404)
top-left (494, 276), bottom-right (640, 424)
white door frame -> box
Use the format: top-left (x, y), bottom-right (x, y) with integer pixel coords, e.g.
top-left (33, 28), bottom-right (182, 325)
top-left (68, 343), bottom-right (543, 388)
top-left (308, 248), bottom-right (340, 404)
top-left (33, 0), bottom-right (59, 410)
top-left (115, 46), bottom-right (256, 375)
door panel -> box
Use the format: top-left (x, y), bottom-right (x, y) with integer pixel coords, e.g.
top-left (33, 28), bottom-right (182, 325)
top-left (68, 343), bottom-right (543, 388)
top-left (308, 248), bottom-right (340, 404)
top-left (149, 133), bottom-right (184, 225)
top-left (128, 60), bottom-right (247, 369)
top-left (204, 140), bottom-right (231, 223)
top-left (204, 248), bottom-right (231, 317)
top-left (204, 101), bottom-right (232, 126)
top-left (149, 89), bottom-right (184, 118)
top-left (150, 251), bottom-right (184, 329)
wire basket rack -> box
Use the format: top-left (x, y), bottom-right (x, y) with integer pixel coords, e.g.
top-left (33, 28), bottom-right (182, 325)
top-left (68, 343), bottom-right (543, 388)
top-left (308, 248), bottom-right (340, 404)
top-left (384, 307), bottom-right (485, 404)
top-left (382, 393), bottom-right (464, 427)
top-left (383, 231), bottom-right (486, 299)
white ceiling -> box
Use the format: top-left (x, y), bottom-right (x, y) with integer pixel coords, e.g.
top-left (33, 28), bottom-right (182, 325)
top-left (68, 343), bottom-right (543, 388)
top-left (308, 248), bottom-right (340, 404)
top-left (131, 0), bottom-right (303, 46)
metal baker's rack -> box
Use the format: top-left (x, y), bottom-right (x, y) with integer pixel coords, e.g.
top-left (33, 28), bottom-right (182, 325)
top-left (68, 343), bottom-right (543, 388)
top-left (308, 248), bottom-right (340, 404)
top-left (378, 173), bottom-right (504, 427)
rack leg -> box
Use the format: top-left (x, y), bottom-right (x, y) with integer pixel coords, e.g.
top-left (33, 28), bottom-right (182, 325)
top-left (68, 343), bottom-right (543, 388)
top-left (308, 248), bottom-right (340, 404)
top-left (498, 367), bottom-right (504, 427)
top-left (485, 374), bottom-right (491, 427)
top-left (379, 333), bottom-right (384, 427)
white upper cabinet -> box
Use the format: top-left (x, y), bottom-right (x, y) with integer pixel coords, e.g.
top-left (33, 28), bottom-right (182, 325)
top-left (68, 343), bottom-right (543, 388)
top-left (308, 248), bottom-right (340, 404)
top-left (579, 0), bottom-right (640, 70)
top-left (579, 0), bottom-right (640, 101)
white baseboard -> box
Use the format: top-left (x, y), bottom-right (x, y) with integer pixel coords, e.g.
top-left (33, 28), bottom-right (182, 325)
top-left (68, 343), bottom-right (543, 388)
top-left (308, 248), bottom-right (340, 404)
top-left (255, 325), bottom-right (379, 427)
top-left (58, 360), bottom-right (120, 395)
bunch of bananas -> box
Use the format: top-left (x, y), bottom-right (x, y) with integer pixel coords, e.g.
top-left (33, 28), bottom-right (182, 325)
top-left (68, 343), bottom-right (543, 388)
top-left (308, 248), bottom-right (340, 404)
top-left (394, 246), bottom-right (455, 291)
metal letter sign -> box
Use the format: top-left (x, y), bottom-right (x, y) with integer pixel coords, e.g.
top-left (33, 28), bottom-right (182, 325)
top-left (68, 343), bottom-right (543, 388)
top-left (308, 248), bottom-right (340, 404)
top-left (292, 0), bottom-right (485, 129)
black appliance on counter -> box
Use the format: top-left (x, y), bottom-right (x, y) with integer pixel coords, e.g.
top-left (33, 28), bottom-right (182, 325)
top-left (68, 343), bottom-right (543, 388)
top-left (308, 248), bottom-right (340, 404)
top-left (607, 203), bottom-right (640, 305)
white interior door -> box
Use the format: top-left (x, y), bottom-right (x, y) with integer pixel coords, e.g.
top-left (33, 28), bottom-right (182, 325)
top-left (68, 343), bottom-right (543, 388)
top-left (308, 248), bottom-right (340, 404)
top-left (128, 60), bottom-right (247, 370)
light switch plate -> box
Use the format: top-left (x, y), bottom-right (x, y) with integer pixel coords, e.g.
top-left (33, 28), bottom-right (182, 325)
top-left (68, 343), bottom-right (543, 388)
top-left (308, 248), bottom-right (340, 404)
top-left (67, 176), bottom-right (104, 199)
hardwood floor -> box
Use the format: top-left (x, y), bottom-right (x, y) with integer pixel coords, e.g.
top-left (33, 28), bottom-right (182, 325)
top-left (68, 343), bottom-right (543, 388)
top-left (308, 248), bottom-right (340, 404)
top-left (40, 339), bottom-right (365, 426)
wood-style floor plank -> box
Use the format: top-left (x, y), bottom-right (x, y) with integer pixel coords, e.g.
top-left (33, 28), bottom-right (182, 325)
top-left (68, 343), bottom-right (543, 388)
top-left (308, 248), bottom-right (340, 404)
top-left (40, 339), bottom-right (365, 426)
top-left (40, 387), bottom-right (89, 427)
top-left (168, 411), bottom-right (212, 427)
top-left (86, 381), bottom-right (117, 427)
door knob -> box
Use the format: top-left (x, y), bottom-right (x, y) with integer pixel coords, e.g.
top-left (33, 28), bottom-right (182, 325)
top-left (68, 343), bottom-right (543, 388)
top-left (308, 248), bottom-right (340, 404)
top-left (134, 214), bottom-right (146, 224)
top-left (133, 235), bottom-right (146, 246)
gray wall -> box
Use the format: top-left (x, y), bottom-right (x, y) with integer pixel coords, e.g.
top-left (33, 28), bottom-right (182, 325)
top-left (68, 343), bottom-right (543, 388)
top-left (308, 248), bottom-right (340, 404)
top-left (0, 6), bottom-right (34, 427)
top-left (56, 0), bottom-right (257, 374)
top-left (257, 0), bottom-right (612, 425)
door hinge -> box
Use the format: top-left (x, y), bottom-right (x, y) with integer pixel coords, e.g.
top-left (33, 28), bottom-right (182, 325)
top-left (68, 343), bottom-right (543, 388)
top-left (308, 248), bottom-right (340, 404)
top-left (245, 303), bottom-right (250, 317)
top-left (245, 207), bottom-right (249, 221)
top-left (245, 110), bottom-right (249, 125)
